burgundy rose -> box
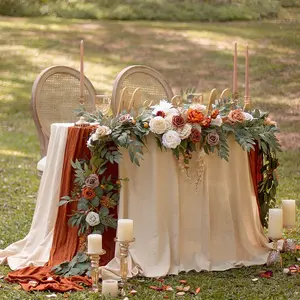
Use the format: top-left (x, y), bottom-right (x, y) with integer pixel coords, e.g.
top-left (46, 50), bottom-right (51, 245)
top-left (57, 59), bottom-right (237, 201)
top-left (172, 115), bottom-right (185, 128)
top-left (156, 110), bottom-right (166, 118)
top-left (207, 132), bottom-right (220, 146)
top-left (84, 174), bottom-right (99, 189)
top-left (82, 187), bottom-right (96, 200)
top-left (190, 128), bottom-right (201, 143)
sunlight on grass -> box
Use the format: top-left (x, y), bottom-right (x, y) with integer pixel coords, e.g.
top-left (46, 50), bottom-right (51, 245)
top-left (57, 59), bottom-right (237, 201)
top-left (0, 149), bottom-right (36, 158)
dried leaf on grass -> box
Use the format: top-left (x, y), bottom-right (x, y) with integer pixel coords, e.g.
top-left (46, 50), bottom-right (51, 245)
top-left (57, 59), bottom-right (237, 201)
top-left (183, 285), bottom-right (190, 291)
top-left (195, 287), bottom-right (201, 294)
top-left (176, 291), bottom-right (185, 296)
top-left (129, 289), bottom-right (137, 295)
top-left (179, 280), bottom-right (187, 284)
top-left (176, 285), bottom-right (184, 291)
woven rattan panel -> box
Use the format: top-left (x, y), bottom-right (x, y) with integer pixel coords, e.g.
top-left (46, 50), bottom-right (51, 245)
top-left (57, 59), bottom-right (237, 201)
top-left (120, 72), bottom-right (168, 108)
top-left (37, 73), bottom-right (94, 137)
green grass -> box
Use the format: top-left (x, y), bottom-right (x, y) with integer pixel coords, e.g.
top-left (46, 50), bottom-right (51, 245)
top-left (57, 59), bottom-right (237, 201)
top-left (0, 15), bottom-right (300, 299)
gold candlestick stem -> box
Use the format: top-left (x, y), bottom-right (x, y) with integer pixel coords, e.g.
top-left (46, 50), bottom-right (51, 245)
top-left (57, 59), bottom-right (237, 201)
top-left (87, 250), bottom-right (106, 292)
top-left (267, 238), bottom-right (282, 267)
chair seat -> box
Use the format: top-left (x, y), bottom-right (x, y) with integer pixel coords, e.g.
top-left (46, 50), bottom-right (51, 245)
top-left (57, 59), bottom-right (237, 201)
top-left (37, 156), bottom-right (47, 176)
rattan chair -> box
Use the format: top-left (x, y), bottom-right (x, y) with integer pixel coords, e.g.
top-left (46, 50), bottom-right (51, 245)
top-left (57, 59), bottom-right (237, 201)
top-left (31, 66), bottom-right (96, 175)
top-left (111, 65), bottom-right (173, 116)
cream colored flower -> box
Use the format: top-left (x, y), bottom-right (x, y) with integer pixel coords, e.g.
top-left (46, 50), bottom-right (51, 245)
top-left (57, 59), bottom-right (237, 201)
top-left (96, 125), bottom-right (112, 137)
top-left (178, 124), bottom-right (192, 139)
top-left (149, 116), bottom-right (169, 134)
top-left (243, 112), bottom-right (253, 121)
top-left (86, 212), bottom-right (100, 226)
top-left (211, 115), bottom-right (223, 127)
top-left (162, 130), bottom-right (181, 149)
top-left (190, 103), bottom-right (207, 113)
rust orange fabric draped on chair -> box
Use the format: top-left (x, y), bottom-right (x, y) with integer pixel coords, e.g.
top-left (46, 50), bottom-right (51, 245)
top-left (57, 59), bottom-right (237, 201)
top-left (6, 126), bottom-right (118, 292)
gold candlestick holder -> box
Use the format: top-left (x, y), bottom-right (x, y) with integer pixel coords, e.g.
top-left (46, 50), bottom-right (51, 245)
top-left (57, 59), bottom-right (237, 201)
top-left (114, 237), bottom-right (135, 295)
top-left (87, 249), bottom-right (106, 292)
top-left (267, 238), bottom-right (282, 267)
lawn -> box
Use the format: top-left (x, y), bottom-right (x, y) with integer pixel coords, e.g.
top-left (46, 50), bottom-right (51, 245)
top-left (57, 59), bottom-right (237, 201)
top-left (0, 15), bottom-right (300, 299)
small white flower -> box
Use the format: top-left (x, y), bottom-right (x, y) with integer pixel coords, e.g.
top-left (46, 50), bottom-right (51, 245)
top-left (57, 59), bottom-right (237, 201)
top-left (243, 112), bottom-right (253, 121)
top-left (152, 100), bottom-right (178, 117)
top-left (211, 115), bottom-right (223, 127)
top-left (162, 130), bottom-right (181, 149)
top-left (190, 103), bottom-right (206, 113)
top-left (96, 125), bottom-right (112, 137)
top-left (86, 212), bottom-right (100, 226)
top-left (149, 116), bottom-right (169, 134)
top-left (178, 123), bottom-right (192, 139)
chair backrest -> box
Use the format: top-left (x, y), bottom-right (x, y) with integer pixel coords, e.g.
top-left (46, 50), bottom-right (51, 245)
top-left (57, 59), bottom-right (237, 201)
top-left (31, 66), bottom-right (96, 157)
top-left (111, 65), bottom-right (173, 116)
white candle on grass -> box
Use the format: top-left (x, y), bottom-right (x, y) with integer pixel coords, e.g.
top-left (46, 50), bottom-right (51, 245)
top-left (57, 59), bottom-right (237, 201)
top-left (117, 219), bottom-right (133, 241)
top-left (87, 234), bottom-right (102, 254)
top-left (282, 200), bottom-right (296, 228)
top-left (102, 279), bottom-right (119, 297)
top-left (268, 208), bottom-right (283, 240)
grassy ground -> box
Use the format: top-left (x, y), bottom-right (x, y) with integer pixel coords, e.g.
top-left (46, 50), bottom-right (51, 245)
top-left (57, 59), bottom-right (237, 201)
top-left (0, 14), bottom-right (300, 299)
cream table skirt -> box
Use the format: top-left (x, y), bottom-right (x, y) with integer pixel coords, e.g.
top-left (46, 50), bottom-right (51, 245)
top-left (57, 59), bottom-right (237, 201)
top-left (102, 136), bottom-right (271, 278)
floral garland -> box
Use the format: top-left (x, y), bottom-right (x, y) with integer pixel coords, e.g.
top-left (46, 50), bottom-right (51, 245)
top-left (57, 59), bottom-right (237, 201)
top-left (54, 96), bottom-right (281, 276)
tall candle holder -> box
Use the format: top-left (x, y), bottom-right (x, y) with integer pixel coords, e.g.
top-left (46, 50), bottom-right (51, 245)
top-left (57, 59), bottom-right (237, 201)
top-left (114, 237), bottom-right (135, 294)
top-left (87, 249), bottom-right (106, 292)
top-left (267, 238), bottom-right (282, 267)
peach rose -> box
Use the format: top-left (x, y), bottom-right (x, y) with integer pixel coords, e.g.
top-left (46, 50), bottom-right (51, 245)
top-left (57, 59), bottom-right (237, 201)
top-left (200, 116), bottom-right (212, 128)
top-left (228, 109), bottom-right (245, 123)
top-left (264, 117), bottom-right (277, 126)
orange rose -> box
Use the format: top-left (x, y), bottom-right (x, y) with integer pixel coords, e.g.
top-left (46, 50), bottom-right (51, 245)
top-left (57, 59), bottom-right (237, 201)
top-left (200, 116), bottom-right (211, 128)
top-left (187, 109), bottom-right (204, 124)
top-left (211, 109), bottom-right (219, 119)
top-left (82, 187), bottom-right (96, 200)
top-left (228, 109), bottom-right (245, 123)
top-left (264, 117), bottom-right (277, 126)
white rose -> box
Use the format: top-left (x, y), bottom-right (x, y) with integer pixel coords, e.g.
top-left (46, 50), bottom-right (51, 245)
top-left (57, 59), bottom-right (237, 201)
top-left (190, 103), bottom-right (206, 113)
top-left (178, 123), bottom-right (192, 139)
top-left (96, 125), bottom-right (112, 137)
top-left (149, 116), bottom-right (169, 134)
top-left (86, 212), bottom-right (100, 226)
top-left (243, 112), bottom-right (253, 121)
top-left (211, 115), bottom-right (223, 127)
top-left (164, 114), bottom-right (175, 130)
top-left (91, 133), bottom-right (99, 141)
top-left (162, 130), bottom-right (181, 149)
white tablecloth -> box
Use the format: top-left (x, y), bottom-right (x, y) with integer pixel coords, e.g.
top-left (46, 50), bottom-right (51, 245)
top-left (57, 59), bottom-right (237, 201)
top-left (1, 124), bottom-right (271, 276)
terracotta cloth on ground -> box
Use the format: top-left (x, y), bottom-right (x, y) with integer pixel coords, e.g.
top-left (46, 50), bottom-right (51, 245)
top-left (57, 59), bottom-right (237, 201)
top-left (5, 126), bottom-right (118, 292)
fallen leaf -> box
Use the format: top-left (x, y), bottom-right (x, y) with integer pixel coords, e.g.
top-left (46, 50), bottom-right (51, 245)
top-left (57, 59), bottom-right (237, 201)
top-left (149, 286), bottom-right (158, 290)
top-left (176, 291), bottom-right (185, 296)
top-left (259, 270), bottom-right (273, 279)
top-left (46, 294), bottom-right (57, 298)
top-left (129, 289), bottom-right (137, 295)
top-left (195, 287), bottom-right (201, 294)
top-left (283, 268), bottom-right (290, 274)
top-left (163, 285), bottom-right (173, 291)
top-left (179, 280), bottom-right (187, 284)
top-left (183, 285), bottom-right (190, 292)
top-left (176, 285), bottom-right (184, 291)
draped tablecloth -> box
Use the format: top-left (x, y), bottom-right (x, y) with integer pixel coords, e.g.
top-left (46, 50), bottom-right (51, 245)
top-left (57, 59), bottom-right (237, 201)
top-left (0, 124), bottom-right (271, 290)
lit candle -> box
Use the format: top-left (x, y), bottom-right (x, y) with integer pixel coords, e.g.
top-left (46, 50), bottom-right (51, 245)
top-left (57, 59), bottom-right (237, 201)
top-left (117, 219), bottom-right (133, 241)
top-left (245, 44), bottom-right (249, 98)
top-left (87, 234), bottom-right (102, 254)
top-left (102, 279), bottom-right (119, 297)
top-left (282, 200), bottom-right (296, 228)
top-left (80, 40), bottom-right (84, 98)
top-left (233, 41), bottom-right (237, 94)
top-left (268, 208), bottom-right (283, 240)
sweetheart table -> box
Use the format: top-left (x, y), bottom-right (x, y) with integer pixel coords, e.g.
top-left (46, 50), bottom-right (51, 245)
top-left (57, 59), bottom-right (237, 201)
top-left (0, 123), bottom-right (271, 290)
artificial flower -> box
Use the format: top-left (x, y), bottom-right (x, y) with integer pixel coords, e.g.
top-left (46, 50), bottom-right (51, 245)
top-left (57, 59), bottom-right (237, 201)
top-left (96, 125), bottom-right (112, 137)
top-left (243, 112), bottom-right (253, 121)
top-left (200, 116), bottom-right (212, 128)
top-left (162, 130), bottom-right (181, 149)
top-left (152, 100), bottom-right (177, 117)
top-left (211, 115), bottom-right (223, 127)
top-left (264, 117), bottom-right (277, 126)
top-left (156, 110), bottom-right (166, 118)
top-left (84, 174), bottom-right (99, 189)
top-left (178, 123), bottom-right (192, 139)
top-left (207, 131), bottom-right (220, 146)
top-left (211, 109), bottom-right (219, 119)
top-left (119, 114), bottom-right (132, 123)
top-left (149, 116), bottom-right (169, 134)
top-left (91, 133), bottom-right (99, 142)
top-left (187, 109), bottom-right (205, 124)
top-left (190, 103), bottom-right (206, 113)
top-left (100, 195), bottom-right (115, 209)
top-left (86, 212), bottom-right (100, 226)
top-left (172, 115), bottom-right (185, 128)
top-left (190, 128), bottom-right (201, 143)
top-left (82, 187), bottom-right (96, 200)
top-left (228, 109), bottom-right (245, 123)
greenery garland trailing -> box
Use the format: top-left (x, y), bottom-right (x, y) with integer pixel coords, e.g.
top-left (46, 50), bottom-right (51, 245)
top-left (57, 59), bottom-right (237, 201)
top-left (53, 95), bottom-right (281, 277)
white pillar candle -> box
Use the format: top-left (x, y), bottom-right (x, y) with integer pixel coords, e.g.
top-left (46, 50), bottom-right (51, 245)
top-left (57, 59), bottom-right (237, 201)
top-left (282, 200), bottom-right (296, 228)
top-left (87, 234), bottom-right (102, 254)
top-left (102, 279), bottom-right (118, 297)
top-left (268, 208), bottom-right (283, 239)
top-left (117, 219), bottom-right (133, 241)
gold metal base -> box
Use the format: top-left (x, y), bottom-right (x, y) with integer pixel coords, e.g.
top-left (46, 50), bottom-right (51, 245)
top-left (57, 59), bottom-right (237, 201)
top-left (87, 249), bottom-right (106, 292)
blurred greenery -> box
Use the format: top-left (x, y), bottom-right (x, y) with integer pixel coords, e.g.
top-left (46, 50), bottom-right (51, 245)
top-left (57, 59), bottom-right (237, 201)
top-left (0, 10), bottom-right (300, 299)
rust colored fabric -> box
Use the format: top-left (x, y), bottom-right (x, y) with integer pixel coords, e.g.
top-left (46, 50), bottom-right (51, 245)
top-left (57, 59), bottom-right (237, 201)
top-left (6, 126), bottom-right (118, 292)
top-left (248, 143), bottom-right (263, 214)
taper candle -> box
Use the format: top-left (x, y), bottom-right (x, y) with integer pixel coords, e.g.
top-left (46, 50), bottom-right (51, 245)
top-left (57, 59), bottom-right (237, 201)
top-left (117, 219), bottom-right (133, 241)
top-left (102, 279), bottom-right (119, 297)
top-left (268, 208), bottom-right (283, 239)
top-left (233, 41), bottom-right (237, 94)
top-left (245, 44), bottom-right (249, 98)
top-left (87, 234), bottom-right (102, 254)
top-left (80, 40), bottom-right (84, 98)
top-left (282, 200), bottom-right (296, 228)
